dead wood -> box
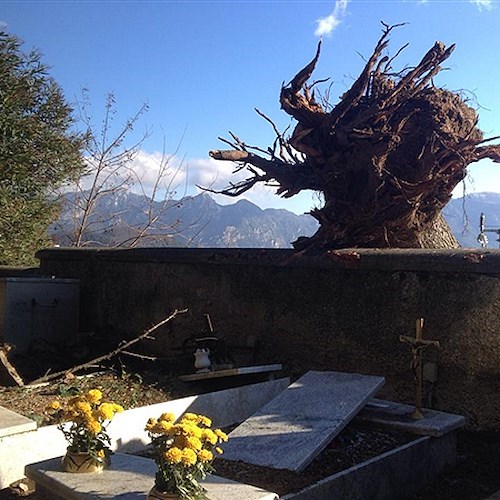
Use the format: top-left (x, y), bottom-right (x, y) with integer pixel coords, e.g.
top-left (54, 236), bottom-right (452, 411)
top-left (28, 309), bottom-right (187, 385)
top-left (0, 343), bottom-right (24, 387)
top-left (209, 23), bottom-right (500, 251)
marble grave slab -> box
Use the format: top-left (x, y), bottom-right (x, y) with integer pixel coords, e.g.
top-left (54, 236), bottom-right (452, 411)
top-left (0, 405), bottom-right (37, 438)
top-left (222, 371), bottom-right (385, 472)
top-left (356, 398), bottom-right (466, 437)
top-left (26, 453), bottom-right (279, 500)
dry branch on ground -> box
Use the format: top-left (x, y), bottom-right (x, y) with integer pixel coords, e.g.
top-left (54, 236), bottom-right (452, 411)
top-left (27, 309), bottom-right (187, 386)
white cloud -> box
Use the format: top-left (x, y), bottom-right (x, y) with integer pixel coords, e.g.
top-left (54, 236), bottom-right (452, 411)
top-left (68, 151), bottom-right (318, 214)
top-left (125, 153), bottom-right (318, 214)
top-left (69, 150), bottom-right (189, 200)
top-left (470, 0), bottom-right (494, 10)
top-left (314, 0), bottom-right (349, 37)
top-left (185, 157), bottom-right (319, 214)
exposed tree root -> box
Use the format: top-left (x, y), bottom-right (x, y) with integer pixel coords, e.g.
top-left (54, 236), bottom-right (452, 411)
top-left (209, 24), bottom-right (500, 251)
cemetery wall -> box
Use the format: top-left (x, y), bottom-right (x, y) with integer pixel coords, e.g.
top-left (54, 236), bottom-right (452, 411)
top-left (36, 247), bottom-right (500, 430)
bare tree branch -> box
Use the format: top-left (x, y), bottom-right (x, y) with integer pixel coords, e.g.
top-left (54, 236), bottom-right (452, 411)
top-left (28, 309), bottom-right (187, 385)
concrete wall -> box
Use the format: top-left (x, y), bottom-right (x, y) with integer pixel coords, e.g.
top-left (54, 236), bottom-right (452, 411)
top-left (36, 247), bottom-right (500, 430)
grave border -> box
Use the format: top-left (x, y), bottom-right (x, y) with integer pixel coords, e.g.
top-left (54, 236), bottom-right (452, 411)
top-left (283, 432), bottom-right (457, 499)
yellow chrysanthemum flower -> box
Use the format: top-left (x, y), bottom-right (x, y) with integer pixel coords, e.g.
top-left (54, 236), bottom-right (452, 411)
top-left (165, 447), bottom-right (183, 464)
top-left (86, 389), bottom-right (103, 404)
top-left (201, 429), bottom-right (217, 445)
top-left (97, 402), bottom-right (115, 420)
top-left (198, 415), bottom-right (212, 427)
top-left (146, 417), bottom-right (157, 428)
top-left (69, 395), bottom-right (86, 406)
top-left (86, 419), bottom-right (102, 435)
top-left (75, 401), bottom-right (92, 415)
top-left (159, 412), bottom-right (176, 422)
top-left (181, 448), bottom-right (197, 466)
top-left (112, 403), bottom-right (124, 413)
top-left (49, 400), bottom-right (61, 410)
top-left (197, 449), bottom-right (213, 462)
top-left (214, 429), bottom-right (229, 442)
top-left (182, 412), bottom-right (198, 422)
top-left (182, 423), bottom-right (203, 438)
top-left (186, 436), bottom-right (202, 451)
top-left (158, 420), bottom-right (174, 433)
top-left (215, 446), bottom-right (224, 455)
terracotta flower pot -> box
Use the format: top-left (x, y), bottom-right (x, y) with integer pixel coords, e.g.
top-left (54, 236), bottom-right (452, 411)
top-left (146, 486), bottom-right (181, 499)
top-left (61, 450), bottom-right (108, 473)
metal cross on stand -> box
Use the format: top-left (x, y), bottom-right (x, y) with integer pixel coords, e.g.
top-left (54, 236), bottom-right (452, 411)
top-left (399, 318), bottom-right (440, 420)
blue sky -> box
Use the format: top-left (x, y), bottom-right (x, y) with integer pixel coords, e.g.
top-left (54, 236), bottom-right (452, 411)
top-left (1, 0), bottom-right (500, 213)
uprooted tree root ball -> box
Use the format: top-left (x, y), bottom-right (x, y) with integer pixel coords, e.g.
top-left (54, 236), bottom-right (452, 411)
top-left (209, 23), bottom-right (500, 252)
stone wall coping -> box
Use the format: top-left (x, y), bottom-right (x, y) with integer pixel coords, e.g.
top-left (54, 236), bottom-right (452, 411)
top-left (0, 266), bottom-right (40, 277)
top-left (36, 247), bottom-right (500, 274)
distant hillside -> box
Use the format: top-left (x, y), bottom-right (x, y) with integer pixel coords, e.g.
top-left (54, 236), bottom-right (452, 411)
top-left (50, 190), bottom-right (500, 250)
top-left (443, 193), bottom-right (500, 248)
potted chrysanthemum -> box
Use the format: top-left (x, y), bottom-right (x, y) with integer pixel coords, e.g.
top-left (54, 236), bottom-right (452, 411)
top-left (145, 412), bottom-right (228, 500)
top-left (45, 388), bottom-right (124, 473)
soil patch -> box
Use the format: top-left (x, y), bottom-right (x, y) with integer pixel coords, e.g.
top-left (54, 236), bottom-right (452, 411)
top-left (214, 422), bottom-right (415, 496)
top-left (0, 371), bottom-right (188, 425)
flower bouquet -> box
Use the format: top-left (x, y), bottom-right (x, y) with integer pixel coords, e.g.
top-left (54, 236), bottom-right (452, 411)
top-left (145, 412), bottom-right (228, 499)
top-left (46, 388), bottom-right (124, 473)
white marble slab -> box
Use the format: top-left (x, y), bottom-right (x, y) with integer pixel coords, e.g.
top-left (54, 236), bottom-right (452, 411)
top-left (26, 453), bottom-right (278, 500)
top-left (222, 371), bottom-right (385, 472)
top-left (179, 364), bottom-right (282, 382)
top-left (0, 405), bottom-right (37, 438)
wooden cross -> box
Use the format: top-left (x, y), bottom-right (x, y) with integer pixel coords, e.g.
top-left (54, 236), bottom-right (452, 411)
top-left (399, 318), bottom-right (440, 420)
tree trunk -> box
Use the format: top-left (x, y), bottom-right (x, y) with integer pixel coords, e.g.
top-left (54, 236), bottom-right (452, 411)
top-left (417, 214), bottom-right (459, 249)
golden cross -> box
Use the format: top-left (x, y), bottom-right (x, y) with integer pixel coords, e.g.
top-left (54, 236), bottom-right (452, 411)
top-left (399, 318), bottom-right (440, 420)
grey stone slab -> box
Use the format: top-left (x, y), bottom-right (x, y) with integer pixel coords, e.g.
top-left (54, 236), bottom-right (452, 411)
top-left (179, 364), bottom-right (282, 382)
top-left (222, 371), bottom-right (385, 472)
top-left (26, 453), bottom-right (278, 500)
top-left (356, 398), bottom-right (466, 437)
top-left (0, 405), bottom-right (37, 438)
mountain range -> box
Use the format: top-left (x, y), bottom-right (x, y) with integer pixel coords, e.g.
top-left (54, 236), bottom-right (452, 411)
top-left (50, 191), bottom-right (318, 249)
top-left (50, 190), bottom-right (500, 249)
top-left (443, 192), bottom-right (500, 248)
